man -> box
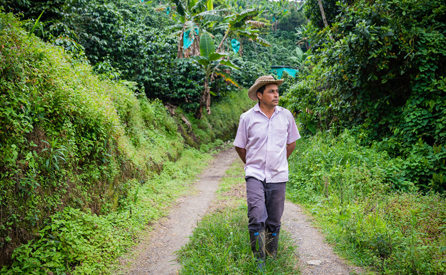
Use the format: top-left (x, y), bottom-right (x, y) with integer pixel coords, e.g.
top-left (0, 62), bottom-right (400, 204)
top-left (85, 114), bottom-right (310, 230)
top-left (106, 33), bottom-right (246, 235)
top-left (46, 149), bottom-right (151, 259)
top-left (233, 75), bottom-right (300, 269)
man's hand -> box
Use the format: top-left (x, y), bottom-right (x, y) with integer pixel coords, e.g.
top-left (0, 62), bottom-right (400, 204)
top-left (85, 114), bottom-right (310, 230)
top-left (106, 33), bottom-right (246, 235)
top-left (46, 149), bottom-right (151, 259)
top-left (235, 146), bottom-right (246, 164)
top-left (286, 141), bottom-right (296, 159)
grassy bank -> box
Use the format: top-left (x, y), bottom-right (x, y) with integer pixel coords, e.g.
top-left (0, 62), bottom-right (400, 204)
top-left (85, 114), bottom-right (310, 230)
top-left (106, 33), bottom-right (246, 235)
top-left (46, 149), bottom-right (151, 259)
top-left (177, 162), bottom-right (299, 274)
top-left (3, 149), bottom-right (212, 274)
top-left (0, 12), bottom-right (253, 272)
top-left (287, 131), bottom-right (446, 274)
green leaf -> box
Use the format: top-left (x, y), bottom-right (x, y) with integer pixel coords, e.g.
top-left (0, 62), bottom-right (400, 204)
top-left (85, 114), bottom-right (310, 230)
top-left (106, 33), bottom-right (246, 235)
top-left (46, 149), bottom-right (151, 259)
top-left (199, 32), bottom-right (215, 58)
top-left (28, 10), bottom-right (45, 38)
top-left (219, 60), bottom-right (240, 70)
top-left (255, 36), bottom-right (271, 47)
top-left (208, 52), bottom-right (226, 61)
top-left (206, 0), bottom-right (213, 11)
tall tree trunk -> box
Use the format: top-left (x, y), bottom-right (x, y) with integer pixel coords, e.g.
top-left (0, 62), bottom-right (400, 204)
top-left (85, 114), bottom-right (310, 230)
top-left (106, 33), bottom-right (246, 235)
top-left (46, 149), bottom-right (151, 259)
top-left (205, 77), bottom-right (211, 115)
top-left (196, 76), bottom-right (210, 119)
top-left (317, 0), bottom-right (334, 41)
top-left (177, 26), bottom-right (185, 59)
top-left (317, 0), bottom-right (329, 28)
top-left (239, 41), bottom-right (243, 56)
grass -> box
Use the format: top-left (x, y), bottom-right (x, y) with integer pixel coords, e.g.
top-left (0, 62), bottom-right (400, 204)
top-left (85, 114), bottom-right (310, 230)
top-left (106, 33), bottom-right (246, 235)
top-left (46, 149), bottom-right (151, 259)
top-left (177, 161), bottom-right (300, 275)
top-left (3, 148), bottom-right (212, 274)
top-left (287, 131), bottom-right (446, 274)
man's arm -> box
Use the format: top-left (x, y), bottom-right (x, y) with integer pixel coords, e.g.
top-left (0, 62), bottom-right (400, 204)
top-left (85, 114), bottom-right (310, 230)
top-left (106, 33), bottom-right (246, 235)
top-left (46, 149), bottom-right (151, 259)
top-left (286, 141), bottom-right (296, 159)
top-left (235, 146), bottom-right (246, 164)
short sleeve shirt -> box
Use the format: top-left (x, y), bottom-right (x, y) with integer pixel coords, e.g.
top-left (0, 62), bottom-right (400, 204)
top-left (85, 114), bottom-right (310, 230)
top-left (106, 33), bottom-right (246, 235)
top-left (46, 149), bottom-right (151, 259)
top-left (233, 103), bottom-right (300, 183)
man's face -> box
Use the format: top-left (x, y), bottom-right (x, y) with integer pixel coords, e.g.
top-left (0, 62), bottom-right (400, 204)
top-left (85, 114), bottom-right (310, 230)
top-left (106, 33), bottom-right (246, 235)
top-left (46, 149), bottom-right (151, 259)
top-left (257, 83), bottom-right (279, 108)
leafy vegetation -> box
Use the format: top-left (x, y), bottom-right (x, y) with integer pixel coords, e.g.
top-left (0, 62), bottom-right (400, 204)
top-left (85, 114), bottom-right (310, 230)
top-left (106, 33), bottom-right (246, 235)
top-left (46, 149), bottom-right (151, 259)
top-left (3, 149), bottom-right (211, 274)
top-left (287, 132), bottom-right (446, 274)
top-left (283, 0), bottom-right (446, 191)
top-left (0, 12), bottom-right (253, 270)
top-left (3, 0), bottom-right (445, 273)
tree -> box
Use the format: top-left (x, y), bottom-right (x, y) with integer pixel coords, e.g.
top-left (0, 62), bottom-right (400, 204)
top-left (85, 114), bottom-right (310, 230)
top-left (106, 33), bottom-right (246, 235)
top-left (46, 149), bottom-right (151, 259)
top-left (317, 0), bottom-right (329, 28)
top-left (160, 0), bottom-right (224, 58)
top-left (215, 8), bottom-right (270, 53)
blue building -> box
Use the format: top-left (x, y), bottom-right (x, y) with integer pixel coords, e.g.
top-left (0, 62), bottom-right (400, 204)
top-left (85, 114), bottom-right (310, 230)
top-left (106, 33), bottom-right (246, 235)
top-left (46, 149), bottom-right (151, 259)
top-left (270, 65), bottom-right (299, 79)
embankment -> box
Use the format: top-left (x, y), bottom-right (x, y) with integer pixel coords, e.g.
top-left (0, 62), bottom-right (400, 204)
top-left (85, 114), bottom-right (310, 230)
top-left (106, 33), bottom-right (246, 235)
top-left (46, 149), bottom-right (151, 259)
top-left (0, 12), bottom-right (252, 272)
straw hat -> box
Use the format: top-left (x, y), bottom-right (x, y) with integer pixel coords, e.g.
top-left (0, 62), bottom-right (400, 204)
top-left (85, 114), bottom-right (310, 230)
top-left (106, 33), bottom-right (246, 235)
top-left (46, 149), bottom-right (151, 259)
top-left (248, 75), bottom-right (284, 101)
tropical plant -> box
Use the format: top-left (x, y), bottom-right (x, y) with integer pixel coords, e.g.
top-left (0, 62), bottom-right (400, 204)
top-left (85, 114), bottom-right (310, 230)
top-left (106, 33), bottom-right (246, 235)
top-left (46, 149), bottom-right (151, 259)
top-left (289, 47), bottom-right (310, 73)
top-left (161, 0), bottom-right (222, 58)
top-left (215, 8), bottom-right (271, 53)
top-left (192, 32), bottom-right (240, 118)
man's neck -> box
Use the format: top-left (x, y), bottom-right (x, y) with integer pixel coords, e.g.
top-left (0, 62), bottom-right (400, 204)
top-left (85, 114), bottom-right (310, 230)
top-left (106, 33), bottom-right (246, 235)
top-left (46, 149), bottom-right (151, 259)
top-left (258, 102), bottom-right (276, 119)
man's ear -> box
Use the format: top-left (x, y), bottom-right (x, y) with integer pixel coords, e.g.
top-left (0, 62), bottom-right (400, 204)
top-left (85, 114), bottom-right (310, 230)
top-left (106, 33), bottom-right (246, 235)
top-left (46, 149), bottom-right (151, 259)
top-left (257, 92), bottom-right (262, 100)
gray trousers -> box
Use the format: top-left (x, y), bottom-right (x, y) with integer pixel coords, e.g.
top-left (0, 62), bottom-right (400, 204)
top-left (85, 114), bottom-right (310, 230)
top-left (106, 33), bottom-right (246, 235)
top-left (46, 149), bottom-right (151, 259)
top-left (245, 177), bottom-right (286, 233)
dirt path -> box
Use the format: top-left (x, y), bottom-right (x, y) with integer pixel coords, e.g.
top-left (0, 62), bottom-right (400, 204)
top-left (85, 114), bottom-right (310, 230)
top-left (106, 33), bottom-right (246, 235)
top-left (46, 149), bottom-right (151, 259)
top-left (117, 149), bottom-right (238, 275)
top-left (117, 148), bottom-right (364, 275)
top-left (282, 202), bottom-right (364, 274)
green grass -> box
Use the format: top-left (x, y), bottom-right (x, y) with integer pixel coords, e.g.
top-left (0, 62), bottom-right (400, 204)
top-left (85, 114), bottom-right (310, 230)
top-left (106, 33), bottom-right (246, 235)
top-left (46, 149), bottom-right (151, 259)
top-left (287, 131), bottom-right (446, 274)
top-left (3, 148), bottom-right (212, 274)
top-left (177, 161), bottom-right (299, 275)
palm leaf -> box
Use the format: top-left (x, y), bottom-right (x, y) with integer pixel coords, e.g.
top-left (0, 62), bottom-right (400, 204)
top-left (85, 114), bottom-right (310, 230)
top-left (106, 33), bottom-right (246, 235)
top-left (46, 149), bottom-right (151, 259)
top-left (191, 55), bottom-right (210, 66)
top-left (208, 52), bottom-right (226, 61)
top-left (201, 14), bottom-right (224, 22)
top-left (173, 0), bottom-right (186, 16)
top-left (199, 32), bottom-right (215, 57)
top-left (237, 30), bottom-right (258, 39)
top-left (191, 0), bottom-right (206, 12)
top-left (230, 9), bottom-right (258, 26)
top-left (206, 0), bottom-right (213, 11)
top-left (246, 20), bottom-right (266, 28)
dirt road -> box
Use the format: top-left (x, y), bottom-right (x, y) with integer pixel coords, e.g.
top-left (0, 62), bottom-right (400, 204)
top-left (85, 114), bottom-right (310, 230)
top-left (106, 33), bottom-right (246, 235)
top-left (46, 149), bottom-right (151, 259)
top-left (117, 148), bottom-right (364, 275)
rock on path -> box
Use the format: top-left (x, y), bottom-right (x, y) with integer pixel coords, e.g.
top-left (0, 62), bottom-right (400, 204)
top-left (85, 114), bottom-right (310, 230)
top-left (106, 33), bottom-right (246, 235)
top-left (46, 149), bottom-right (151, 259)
top-left (282, 202), bottom-right (364, 274)
top-left (119, 149), bottom-right (238, 275)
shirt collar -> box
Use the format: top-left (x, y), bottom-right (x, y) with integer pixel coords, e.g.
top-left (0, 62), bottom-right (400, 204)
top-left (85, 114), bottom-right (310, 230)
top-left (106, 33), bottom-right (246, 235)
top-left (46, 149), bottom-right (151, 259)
top-left (254, 103), bottom-right (283, 114)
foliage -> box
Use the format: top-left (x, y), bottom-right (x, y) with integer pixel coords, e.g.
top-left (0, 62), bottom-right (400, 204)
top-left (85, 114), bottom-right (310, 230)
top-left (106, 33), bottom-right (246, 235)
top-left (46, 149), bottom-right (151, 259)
top-left (2, 149), bottom-right (211, 274)
top-left (276, 8), bottom-right (307, 32)
top-left (304, 0), bottom-right (350, 29)
top-left (0, 12), bottom-right (252, 270)
top-left (283, 0), bottom-right (446, 190)
top-left (287, 132), bottom-right (446, 274)
top-left (191, 32), bottom-right (240, 118)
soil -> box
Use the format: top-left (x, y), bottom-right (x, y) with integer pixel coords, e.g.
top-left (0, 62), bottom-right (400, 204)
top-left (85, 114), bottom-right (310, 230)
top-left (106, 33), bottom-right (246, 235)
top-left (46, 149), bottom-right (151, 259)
top-left (116, 148), bottom-right (365, 275)
top-left (282, 203), bottom-right (365, 274)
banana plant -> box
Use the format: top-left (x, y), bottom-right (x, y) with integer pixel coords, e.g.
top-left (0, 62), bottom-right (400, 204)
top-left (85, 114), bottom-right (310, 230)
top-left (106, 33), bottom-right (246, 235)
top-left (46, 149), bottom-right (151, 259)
top-left (265, 0), bottom-right (290, 31)
top-left (289, 46), bottom-right (311, 73)
top-left (215, 8), bottom-right (271, 53)
top-left (192, 32), bottom-right (240, 119)
top-left (158, 0), bottom-right (228, 58)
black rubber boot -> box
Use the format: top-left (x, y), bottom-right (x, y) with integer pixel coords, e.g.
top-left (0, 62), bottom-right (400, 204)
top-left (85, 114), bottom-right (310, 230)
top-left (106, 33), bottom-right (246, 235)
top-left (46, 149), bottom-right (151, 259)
top-left (266, 229), bottom-right (280, 258)
top-left (249, 231), bottom-right (266, 271)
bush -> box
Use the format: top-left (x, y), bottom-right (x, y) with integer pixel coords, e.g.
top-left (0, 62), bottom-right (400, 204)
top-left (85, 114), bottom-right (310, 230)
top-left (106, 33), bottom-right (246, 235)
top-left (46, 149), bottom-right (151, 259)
top-left (287, 131), bottom-right (446, 274)
top-left (283, 0), bottom-right (446, 190)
